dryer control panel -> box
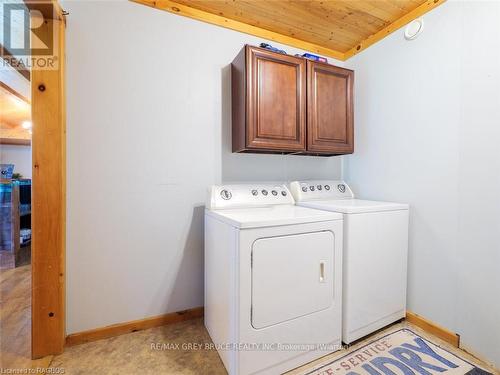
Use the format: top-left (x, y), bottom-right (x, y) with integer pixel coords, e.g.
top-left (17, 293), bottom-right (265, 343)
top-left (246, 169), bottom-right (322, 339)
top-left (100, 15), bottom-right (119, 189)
top-left (207, 184), bottom-right (295, 210)
top-left (289, 180), bottom-right (354, 202)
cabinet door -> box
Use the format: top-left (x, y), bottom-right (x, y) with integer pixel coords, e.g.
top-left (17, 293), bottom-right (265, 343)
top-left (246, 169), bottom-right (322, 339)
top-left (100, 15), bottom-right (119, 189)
top-left (307, 61), bottom-right (354, 154)
top-left (246, 46), bottom-right (306, 152)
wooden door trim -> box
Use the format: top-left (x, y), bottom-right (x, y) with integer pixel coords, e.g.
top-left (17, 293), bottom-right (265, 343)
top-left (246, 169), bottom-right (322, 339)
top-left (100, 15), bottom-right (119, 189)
top-left (31, 14), bottom-right (66, 358)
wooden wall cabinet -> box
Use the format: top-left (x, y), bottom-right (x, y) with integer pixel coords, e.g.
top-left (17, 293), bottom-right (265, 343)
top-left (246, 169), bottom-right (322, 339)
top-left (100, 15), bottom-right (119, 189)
top-left (232, 45), bottom-right (306, 153)
top-left (231, 45), bottom-right (354, 156)
top-left (307, 61), bottom-right (354, 154)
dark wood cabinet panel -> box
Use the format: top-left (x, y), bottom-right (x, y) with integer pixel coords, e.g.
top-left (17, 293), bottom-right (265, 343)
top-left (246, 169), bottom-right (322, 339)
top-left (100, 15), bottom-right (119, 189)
top-left (232, 45), bottom-right (306, 153)
top-left (231, 45), bottom-right (353, 156)
top-left (307, 61), bottom-right (354, 155)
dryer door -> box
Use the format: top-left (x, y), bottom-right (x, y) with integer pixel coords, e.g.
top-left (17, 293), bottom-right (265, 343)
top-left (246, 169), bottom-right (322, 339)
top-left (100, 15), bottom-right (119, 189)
top-left (251, 231), bottom-right (335, 329)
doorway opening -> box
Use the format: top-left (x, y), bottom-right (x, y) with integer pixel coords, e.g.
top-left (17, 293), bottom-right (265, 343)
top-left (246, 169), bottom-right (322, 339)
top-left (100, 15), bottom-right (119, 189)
top-left (1, 82), bottom-right (32, 267)
top-left (0, 60), bottom-right (32, 367)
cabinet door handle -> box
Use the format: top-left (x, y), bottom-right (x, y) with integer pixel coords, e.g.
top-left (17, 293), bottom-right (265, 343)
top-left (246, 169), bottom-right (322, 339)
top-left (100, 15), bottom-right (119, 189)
top-left (319, 261), bottom-right (325, 283)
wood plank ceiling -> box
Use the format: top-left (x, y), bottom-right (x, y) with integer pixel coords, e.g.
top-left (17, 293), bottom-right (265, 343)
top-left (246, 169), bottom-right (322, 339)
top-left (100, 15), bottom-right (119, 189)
top-left (133, 0), bottom-right (445, 60)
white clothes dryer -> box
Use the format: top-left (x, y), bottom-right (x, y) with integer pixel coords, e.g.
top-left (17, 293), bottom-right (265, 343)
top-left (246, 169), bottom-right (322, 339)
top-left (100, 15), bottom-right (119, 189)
top-left (205, 183), bottom-right (343, 375)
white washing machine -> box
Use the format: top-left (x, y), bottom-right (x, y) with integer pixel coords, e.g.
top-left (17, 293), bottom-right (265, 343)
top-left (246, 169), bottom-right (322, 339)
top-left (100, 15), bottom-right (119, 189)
top-left (289, 180), bottom-right (409, 344)
top-left (205, 184), bottom-right (343, 375)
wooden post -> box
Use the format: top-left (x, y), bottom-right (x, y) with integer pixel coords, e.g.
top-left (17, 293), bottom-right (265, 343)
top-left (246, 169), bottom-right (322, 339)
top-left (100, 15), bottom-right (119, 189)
top-left (31, 17), bottom-right (66, 358)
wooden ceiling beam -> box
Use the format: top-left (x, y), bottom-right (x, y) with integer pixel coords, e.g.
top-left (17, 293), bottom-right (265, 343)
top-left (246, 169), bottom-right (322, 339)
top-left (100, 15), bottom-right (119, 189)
top-left (0, 81), bottom-right (30, 104)
top-left (1, 121), bottom-right (20, 130)
top-left (0, 125), bottom-right (31, 144)
top-left (131, 0), bottom-right (346, 60)
top-left (0, 137), bottom-right (31, 146)
top-left (344, 0), bottom-right (446, 59)
top-left (1, 44), bottom-right (30, 81)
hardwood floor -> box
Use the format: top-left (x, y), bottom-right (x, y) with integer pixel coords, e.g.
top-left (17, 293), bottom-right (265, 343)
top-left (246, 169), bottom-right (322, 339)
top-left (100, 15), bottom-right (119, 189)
top-left (0, 265), bottom-right (52, 370)
top-left (0, 251), bottom-right (15, 270)
top-left (0, 265), bottom-right (31, 369)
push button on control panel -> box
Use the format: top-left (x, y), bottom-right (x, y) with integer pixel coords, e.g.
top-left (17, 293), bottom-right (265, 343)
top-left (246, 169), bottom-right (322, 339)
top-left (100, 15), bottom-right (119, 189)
top-left (337, 184), bottom-right (346, 193)
top-left (271, 190), bottom-right (278, 196)
top-left (281, 191), bottom-right (287, 196)
top-left (325, 185), bottom-right (330, 190)
top-left (317, 185), bottom-right (322, 190)
top-left (301, 186), bottom-right (307, 192)
top-left (261, 189), bottom-right (268, 196)
top-left (309, 186), bottom-right (315, 191)
top-left (251, 189), bottom-right (258, 196)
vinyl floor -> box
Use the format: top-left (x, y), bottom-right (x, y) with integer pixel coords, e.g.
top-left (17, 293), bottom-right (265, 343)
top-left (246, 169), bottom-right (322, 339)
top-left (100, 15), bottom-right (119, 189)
top-left (1, 264), bottom-right (498, 374)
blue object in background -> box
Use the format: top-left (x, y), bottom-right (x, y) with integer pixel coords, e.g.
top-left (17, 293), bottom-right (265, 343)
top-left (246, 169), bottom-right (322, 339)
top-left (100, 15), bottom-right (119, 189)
top-left (258, 43), bottom-right (328, 64)
top-left (301, 53), bottom-right (328, 63)
top-left (0, 164), bottom-right (14, 179)
top-left (259, 43), bottom-right (287, 54)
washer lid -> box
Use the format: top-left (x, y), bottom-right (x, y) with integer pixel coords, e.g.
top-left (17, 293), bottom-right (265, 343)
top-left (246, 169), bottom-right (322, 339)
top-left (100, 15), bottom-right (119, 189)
top-left (298, 199), bottom-right (409, 214)
top-left (206, 205), bottom-right (342, 229)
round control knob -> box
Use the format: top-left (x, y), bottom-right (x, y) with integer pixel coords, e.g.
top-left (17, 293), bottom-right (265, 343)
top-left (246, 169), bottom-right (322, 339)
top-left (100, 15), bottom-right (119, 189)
top-left (325, 185), bottom-right (330, 190)
top-left (261, 189), bottom-right (268, 196)
top-left (220, 189), bottom-right (232, 200)
top-left (309, 186), bottom-right (315, 191)
top-left (301, 186), bottom-right (307, 192)
top-left (317, 185), bottom-right (322, 190)
top-left (337, 184), bottom-right (346, 193)
top-left (271, 190), bottom-right (278, 196)
top-left (281, 191), bottom-right (287, 196)
top-left (251, 189), bottom-right (258, 196)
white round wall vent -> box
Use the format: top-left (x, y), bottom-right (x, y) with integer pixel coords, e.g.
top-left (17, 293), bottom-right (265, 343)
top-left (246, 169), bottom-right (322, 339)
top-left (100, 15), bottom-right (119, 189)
top-left (404, 18), bottom-right (424, 40)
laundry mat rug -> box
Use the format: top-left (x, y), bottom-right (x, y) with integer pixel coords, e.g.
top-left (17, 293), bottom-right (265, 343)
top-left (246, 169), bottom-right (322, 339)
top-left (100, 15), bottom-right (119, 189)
top-left (301, 329), bottom-right (493, 375)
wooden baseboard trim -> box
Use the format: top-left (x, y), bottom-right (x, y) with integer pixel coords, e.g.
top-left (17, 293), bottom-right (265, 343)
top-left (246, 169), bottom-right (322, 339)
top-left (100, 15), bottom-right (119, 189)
top-left (0, 138), bottom-right (31, 146)
top-left (65, 309), bottom-right (460, 350)
top-left (66, 307), bottom-right (204, 347)
top-left (406, 311), bottom-right (460, 347)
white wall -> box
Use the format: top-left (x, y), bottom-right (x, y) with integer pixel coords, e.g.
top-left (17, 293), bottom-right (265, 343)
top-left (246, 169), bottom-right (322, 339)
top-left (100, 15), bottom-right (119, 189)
top-left (344, 0), bottom-right (500, 367)
top-left (62, 1), bottom-right (342, 334)
top-left (0, 145), bottom-right (31, 178)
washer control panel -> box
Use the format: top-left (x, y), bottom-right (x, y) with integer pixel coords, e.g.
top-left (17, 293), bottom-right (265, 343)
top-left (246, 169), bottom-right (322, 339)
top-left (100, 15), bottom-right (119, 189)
top-left (208, 184), bottom-right (294, 210)
top-left (289, 180), bottom-right (354, 202)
